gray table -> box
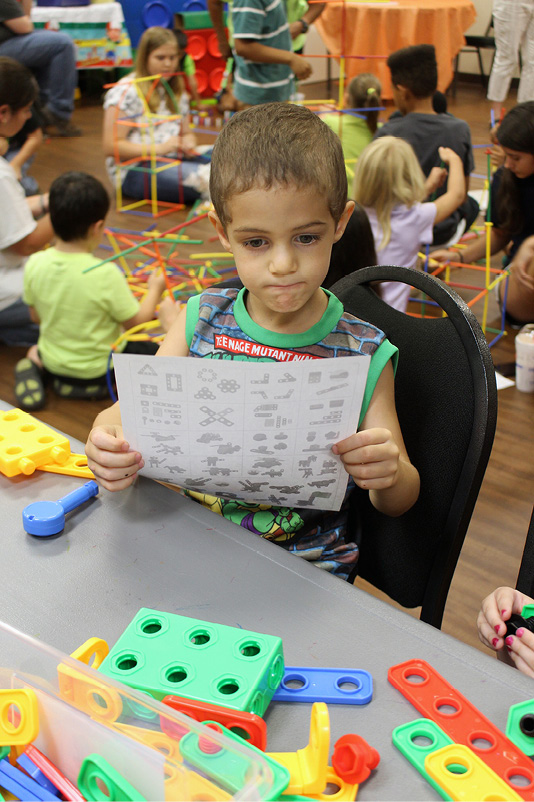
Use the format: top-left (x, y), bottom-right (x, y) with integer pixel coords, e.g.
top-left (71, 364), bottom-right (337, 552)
top-left (1, 401), bottom-right (532, 800)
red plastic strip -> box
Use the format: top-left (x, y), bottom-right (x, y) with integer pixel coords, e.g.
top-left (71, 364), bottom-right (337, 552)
top-left (388, 659), bottom-right (534, 800)
top-left (161, 695), bottom-right (267, 750)
top-left (23, 744), bottom-right (86, 802)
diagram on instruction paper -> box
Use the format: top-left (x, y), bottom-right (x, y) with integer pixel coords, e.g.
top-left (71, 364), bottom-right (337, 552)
top-left (114, 354), bottom-right (371, 511)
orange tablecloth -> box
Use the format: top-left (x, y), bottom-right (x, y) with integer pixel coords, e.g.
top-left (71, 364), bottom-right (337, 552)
top-left (315, 0), bottom-right (477, 99)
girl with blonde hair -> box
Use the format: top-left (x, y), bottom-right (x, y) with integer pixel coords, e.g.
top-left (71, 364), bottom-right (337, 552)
top-left (102, 27), bottom-right (211, 204)
top-left (353, 136), bottom-right (465, 311)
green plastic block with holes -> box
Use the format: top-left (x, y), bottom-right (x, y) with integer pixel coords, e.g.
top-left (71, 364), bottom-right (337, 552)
top-left (98, 609), bottom-right (284, 716)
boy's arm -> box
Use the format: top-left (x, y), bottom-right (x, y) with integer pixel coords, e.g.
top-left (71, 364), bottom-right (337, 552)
top-left (289, 2), bottom-right (325, 38)
top-left (85, 307), bottom-right (190, 491)
top-left (332, 360), bottom-right (420, 516)
top-left (233, 38), bottom-right (312, 79)
top-left (207, 0), bottom-right (232, 59)
top-left (121, 271), bottom-right (167, 329)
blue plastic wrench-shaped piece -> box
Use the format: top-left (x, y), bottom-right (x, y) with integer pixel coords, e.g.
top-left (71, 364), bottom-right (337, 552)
top-left (272, 666), bottom-right (373, 705)
top-left (22, 480), bottom-right (99, 536)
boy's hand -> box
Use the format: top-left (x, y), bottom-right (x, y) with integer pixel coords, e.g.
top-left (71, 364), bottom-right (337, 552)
top-left (85, 424), bottom-right (144, 491)
top-left (290, 53), bottom-right (312, 80)
top-left (332, 428), bottom-right (400, 490)
top-left (477, 586), bottom-right (534, 676)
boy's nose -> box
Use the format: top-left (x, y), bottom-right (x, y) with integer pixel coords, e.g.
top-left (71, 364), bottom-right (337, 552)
top-left (269, 247), bottom-right (297, 275)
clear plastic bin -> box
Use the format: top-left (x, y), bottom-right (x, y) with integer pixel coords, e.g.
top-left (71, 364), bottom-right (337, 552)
top-left (0, 619), bottom-right (277, 800)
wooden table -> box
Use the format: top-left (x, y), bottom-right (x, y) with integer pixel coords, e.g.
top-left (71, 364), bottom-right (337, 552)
top-left (315, 0), bottom-right (477, 99)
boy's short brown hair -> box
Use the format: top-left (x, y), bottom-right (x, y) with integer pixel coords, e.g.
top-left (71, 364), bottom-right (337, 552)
top-left (210, 102), bottom-right (348, 230)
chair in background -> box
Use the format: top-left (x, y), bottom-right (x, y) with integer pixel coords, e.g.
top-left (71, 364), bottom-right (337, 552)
top-left (331, 265), bottom-right (497, 629)
top-left (452, 16), bottom-right (495, 95)
top-left (516, 506), bottom-right (534, 598)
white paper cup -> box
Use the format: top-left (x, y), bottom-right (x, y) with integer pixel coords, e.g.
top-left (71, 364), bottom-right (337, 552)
top-left (515, 326), bottom-right (534, 392)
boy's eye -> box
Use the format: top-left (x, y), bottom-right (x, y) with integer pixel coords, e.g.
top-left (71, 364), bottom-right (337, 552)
top-left (244, 238), bottom-right (266, 248)
top-left (296, 234), bottom-right (318, 244)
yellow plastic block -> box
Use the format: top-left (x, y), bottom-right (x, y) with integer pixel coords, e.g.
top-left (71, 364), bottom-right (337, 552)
top-left (57, 663), bottom-right (122, 724)
top-left (303, 767), bottom-right (358, 801)
top-left (0, 409), bottom-right (70, 477)
top-left (268, 702), bottom-right (329, 794)
top-left (37, 453), bottom-right (94, 479)
top-left (0, 689), bottom-right (39, 746)
top-left (164, 764), bottom-right (232, 802)
top-left (115, 722), bottom-right (182, 764)
top-left (424, 744), bottom-right (523, 801)
top-left (70, 637), bottom-right (109, 669)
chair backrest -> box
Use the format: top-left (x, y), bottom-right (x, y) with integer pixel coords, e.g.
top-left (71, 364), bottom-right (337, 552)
top-left (331, 265), bottom-right (497, 628)
top-left (516, 507), bottom-right (534, 598)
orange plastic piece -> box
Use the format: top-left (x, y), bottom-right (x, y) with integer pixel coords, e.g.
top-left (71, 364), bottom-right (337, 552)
top-left (0, 409), bottom-right (70, 477)
top-left (37, 453), bottom-right (94, 479)
top-left (267, 702), bottom-right (329, 794)
top-left (0, 689), bottom-right (39, 746)
top-left (332, 734), bottom-right (380, 784)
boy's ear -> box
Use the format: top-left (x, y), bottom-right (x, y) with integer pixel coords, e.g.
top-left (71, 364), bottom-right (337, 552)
top-left (92, 220), bottom-right (106, 237)
top-left (208, 210), bottom-right (232, 252)
top-left (333, 201), bottom-right (354, 243)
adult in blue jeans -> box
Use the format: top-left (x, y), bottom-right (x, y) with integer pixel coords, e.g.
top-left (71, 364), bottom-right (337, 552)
top-left (0, 0), bottom-right (81, 136)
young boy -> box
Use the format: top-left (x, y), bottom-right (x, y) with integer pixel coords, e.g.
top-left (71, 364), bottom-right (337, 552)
top-left (14, 171), bottom-right (168, 410)
top-left (85, 103), bottom-right (419, 580)
top-left (375, 44), bottom-right (479, 246)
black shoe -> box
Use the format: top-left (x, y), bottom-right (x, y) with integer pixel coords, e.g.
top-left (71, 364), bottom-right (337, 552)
top-left (43, 109), bottom-right (82, 137)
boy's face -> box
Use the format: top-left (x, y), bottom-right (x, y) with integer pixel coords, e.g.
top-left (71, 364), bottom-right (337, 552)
top-left (210, 184), bottom-right (353, 331)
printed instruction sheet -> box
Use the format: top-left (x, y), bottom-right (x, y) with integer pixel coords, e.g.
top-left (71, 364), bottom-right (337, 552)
top-left (114, 354), bottom-right (371, 511)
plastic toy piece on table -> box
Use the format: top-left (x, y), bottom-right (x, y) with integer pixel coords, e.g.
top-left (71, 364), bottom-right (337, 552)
top-left (22, 480), bottom-right (99, 536)
top-left (23, 744), bottom-right (86, 802)
top-left (303, 767), bottom-right (359, 802)
top-left (162, 694), bottom-right (267, 750)
top-left (114, 722), bottom-right (182, 764)
top-left (506, 699), bottom-right (534, 756)
top-left (425, 743), bottom-right (523, 801)
top-left (504, 603), bottom-right (534, 637)
top-left (0, 689), bottom-right (38, 747)
top-left (0, 758), bottom-right (60, 801)
top-left (331, 733), bottom-right (379, 785)
top-left (70, 637), bottom-right (109, 668)
top-left (57, 662), bottom-right (123, 724)
top-left (388, 659), bottom-right (534, 799)
top-left (272, 666), bottom-right (372, 705)
top-left (392, 718), bottom-right (454, 801)
top-left (268, 702), bottom-right (329, 795)
top-left (98, 608), bottom-right (284, 716)
top-left (179, 720), bottom-right (290, 800)
top-left (0, 408), bottom-right (70, 477)
top-left (17, 753), bottom-right (61, 797)
top-left (77, 754), bottom-right (146, 802)
top-left (37, 453), bottom-right (94, 479)
top-left (164, 763), bottom-right (232, 802)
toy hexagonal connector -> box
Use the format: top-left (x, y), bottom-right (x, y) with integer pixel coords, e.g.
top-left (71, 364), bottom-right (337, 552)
top-left (332, 734), bottom-right (380, 785)
top-left (507, 700), bottom-right (534, 756)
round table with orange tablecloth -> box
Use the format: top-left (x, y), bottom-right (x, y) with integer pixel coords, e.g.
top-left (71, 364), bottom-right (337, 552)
top-left (315, 0), bottom-right (477, 100)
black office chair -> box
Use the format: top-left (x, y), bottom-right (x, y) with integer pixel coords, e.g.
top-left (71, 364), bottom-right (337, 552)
top-left (330, 265), bottom-right (497, 629)
top-left (452, 16), bottom-right (495, 95)
top-left (516, 507), bottom-right (534, 598)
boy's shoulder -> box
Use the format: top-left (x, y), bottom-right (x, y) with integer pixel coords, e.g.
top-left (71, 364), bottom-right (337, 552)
top-left (379, 111), bottom-right (469, 137)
